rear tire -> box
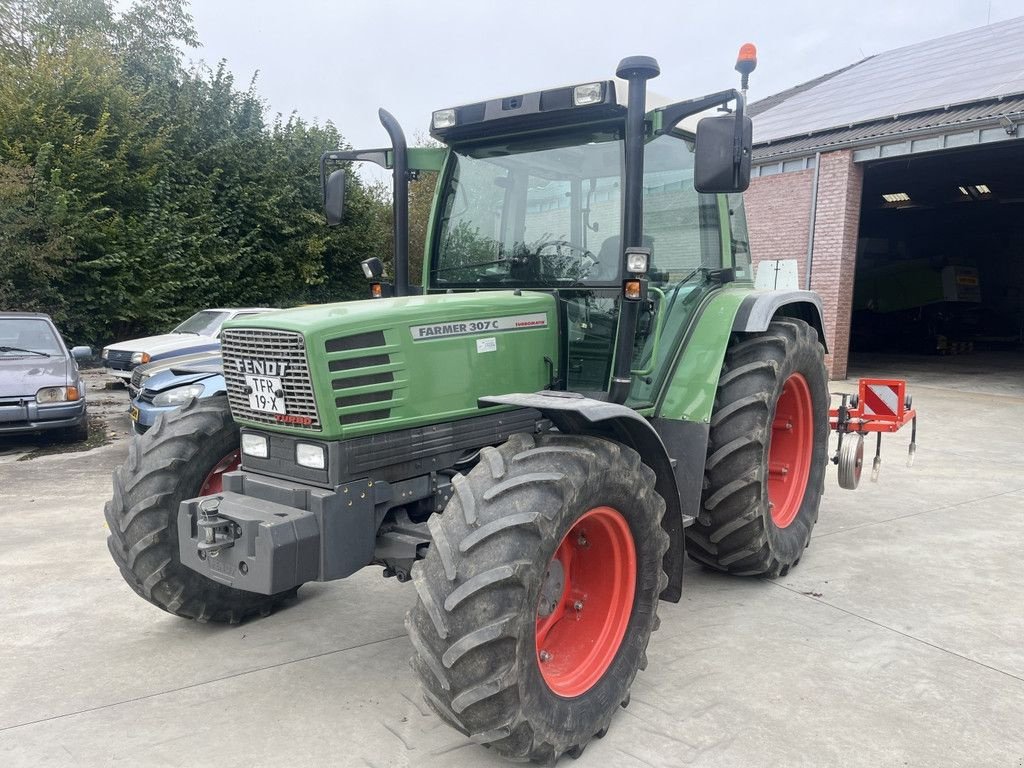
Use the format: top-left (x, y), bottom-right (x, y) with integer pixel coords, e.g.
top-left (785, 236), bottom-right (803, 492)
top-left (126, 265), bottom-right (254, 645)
top-left (407, 433), bottom-right (668, 763)
top-left (687, 318), bottom-right (828, 577)
top-left (105, 397), bottom-right (294, 623)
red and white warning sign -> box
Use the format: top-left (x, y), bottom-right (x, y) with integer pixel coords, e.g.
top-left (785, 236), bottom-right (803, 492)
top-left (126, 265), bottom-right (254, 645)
top-left (860, 381), bottom-right (900, 417)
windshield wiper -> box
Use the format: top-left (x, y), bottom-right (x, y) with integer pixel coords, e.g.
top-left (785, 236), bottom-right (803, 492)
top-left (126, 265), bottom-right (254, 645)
top-left (670, 266), bottom-right (710, 291)
top-left (432, 258), bottom-right (513, 277)
top-left (0, 345), bottom-right (50, 357)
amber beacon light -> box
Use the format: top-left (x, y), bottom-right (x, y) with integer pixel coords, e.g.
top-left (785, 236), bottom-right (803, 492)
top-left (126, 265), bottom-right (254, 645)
top-left (735, 43), bottom-right (758, 91)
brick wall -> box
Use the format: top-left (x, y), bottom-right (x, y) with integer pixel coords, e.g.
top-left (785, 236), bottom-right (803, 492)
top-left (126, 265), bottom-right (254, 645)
top-left (806, 150), bottom-right (863, 379)
top-left (746, 168), bottom-right (814, 284)
top-left (745, 152), bottom-right (863, 379)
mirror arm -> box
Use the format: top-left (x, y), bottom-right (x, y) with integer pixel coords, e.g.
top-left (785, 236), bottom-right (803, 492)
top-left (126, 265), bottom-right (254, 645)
top-left (319, 148), bottom-right (389, 198)
top-left (733, 91), bottom-right (746, 189)
top-left (654, 88), bottom-right (739, 136)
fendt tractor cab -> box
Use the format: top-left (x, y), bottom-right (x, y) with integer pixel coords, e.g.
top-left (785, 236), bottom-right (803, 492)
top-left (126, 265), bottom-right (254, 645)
top-left (106, 48), bottom-right (916, 762)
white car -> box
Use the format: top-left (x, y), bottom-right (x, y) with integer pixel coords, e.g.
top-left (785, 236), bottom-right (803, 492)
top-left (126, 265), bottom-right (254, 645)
top-left (101, 308), bottom-right (275, 382)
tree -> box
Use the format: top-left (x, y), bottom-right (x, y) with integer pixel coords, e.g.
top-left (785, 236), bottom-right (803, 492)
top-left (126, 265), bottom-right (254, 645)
top-left (0, 0), bottom-right (392, 345)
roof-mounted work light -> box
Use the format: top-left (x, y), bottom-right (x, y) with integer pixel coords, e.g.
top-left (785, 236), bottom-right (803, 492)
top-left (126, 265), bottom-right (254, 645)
top-left (432, 108), bottom-right (456, 130)
top-left (573, 82), bottom-right (605, 106)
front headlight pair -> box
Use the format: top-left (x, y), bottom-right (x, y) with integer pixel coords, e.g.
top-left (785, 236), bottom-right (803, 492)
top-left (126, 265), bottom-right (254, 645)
top-left (241, 433), bottom-right (325, 469)
top-left (36, 386), bottom-right (80, 404)
top-left (152, 383), bottom-right (205, 407)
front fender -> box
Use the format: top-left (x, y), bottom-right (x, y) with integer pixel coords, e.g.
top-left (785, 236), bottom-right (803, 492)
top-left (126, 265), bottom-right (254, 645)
top-left (479, 391), bottom-right (689, 603)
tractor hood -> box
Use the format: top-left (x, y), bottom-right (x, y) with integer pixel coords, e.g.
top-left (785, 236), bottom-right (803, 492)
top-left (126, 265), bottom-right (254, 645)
top-left (220, 291), bottom-right (559, 440)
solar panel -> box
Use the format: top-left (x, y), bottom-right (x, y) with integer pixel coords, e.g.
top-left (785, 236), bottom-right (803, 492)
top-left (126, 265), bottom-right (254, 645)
top-left (753, 16), bottom-right (1024, 144)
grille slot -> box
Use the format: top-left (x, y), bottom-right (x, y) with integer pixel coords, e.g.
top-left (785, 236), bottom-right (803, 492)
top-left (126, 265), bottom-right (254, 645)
top-left (328, 354), bottom-right (389, 372)
top-left (325, 331), bottom-right (385, 353)
top-left (326, 330), bottom-right (396, 427)
top-left (221, 329), bottom-right (321, 431)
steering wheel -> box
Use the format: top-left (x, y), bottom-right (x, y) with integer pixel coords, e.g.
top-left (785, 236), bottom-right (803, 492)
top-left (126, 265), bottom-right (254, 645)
top-left (531, 240), bottom-right (599, 280)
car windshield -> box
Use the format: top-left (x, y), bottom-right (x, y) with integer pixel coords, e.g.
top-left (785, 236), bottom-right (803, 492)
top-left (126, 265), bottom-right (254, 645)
top-left (0, 318), bottom-right (63, 356)
top-left (173, 311), bottom-right (229, 337)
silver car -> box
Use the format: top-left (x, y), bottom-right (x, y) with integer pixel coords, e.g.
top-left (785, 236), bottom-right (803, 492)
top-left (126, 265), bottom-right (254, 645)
top-left (0, 312), bottom-right (91, 440)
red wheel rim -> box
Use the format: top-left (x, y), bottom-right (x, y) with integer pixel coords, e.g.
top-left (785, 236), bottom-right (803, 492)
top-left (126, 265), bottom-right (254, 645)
top-left (767, 373), bottom-right (813, 528)
top-left (199, 450), bottom-right (241, 496)
top-left (535, 506), bottom-right (636, 697)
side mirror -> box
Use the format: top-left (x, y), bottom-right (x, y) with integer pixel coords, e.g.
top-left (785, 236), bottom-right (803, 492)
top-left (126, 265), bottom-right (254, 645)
top-left (70, 345), bottom-right (92, 360)
top-left (694, 114), bottom-right (753, 193)
top-left (324, 168), bottom-right (346, 226)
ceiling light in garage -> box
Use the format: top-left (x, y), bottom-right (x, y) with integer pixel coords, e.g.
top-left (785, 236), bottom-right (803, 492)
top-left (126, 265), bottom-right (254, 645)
top-left (882, 192), bottom-right (911, 203)
top-left (957, 184), bottom-right (993, 199)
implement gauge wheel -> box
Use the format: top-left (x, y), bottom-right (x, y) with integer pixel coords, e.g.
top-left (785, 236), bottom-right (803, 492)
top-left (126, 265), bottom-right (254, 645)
top-left (104, 397), bottom-right (296, 623)
top-left (406, 433), bottom-right (668, 763)
top-left (687, 318), bottom-right (828, 577)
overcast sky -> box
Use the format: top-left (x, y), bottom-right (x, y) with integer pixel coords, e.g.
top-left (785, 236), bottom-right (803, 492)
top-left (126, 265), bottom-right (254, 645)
top-left (182, 0), bottom-right (1020, 152)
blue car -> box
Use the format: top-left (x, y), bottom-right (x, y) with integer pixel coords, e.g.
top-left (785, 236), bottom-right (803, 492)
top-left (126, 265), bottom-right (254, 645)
top-left (130, 355), bottom-right (225, 435)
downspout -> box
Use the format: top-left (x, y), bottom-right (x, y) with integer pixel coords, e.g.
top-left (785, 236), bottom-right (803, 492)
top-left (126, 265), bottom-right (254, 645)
top-left (805, 151), bottom-right (822, 290)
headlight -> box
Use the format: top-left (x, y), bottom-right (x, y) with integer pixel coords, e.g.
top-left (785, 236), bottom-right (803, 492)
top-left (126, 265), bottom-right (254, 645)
top-left (36, 386), bottom-right (68, 404)
top-left (130, 351), bottom-right (151, 365)
top-left (241, 432), bottom-right (268, 458)
top-left (151, 383), bottom-right (205, 407)
top-left (626, 249), bottom-right (649, 274)
top-left (101, 348), bottom-right (109, 361)
top-left (296, 442), bottom-right (326, 470)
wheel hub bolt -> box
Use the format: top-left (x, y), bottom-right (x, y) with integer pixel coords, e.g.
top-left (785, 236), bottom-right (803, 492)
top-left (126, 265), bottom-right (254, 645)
top-left (539, 650), bottom-right (552, 662)
top-left (577, 533), bottom-right (589, 548)
top-left (573, 600), bottom-right (584, 612)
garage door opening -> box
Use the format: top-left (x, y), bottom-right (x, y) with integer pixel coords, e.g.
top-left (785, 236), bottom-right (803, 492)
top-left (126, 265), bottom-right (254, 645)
top-left (850, 142), bottom-right (1024, 370)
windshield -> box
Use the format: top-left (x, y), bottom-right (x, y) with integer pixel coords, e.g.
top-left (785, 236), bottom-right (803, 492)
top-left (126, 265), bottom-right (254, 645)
top-left (431, 130), bottom-right (724, 291)
top-left (173, 311), bottom-right (229, 337)
top-left (0, 318), bottom-right (63, 356)
top-left (432, 129), bottom-right (623, 289)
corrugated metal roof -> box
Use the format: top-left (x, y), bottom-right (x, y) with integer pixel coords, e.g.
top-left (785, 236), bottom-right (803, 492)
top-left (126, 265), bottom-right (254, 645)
top-left (751, 16), bottom-right (1024, 144)
top-left (754, 94), bottom-right (1024, 160)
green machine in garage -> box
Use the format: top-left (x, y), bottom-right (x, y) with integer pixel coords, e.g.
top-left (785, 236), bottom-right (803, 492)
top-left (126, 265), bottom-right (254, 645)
top-left (106, 48), bottom-right (836, 762)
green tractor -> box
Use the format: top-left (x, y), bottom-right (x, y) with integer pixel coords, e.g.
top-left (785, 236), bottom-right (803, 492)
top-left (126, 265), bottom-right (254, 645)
top-left (106, 49), bottom-right (833, 762)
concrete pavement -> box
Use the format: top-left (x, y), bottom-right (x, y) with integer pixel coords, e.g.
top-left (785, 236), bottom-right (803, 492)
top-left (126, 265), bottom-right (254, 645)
top-left (1, 356), bottom-right (1022, 767)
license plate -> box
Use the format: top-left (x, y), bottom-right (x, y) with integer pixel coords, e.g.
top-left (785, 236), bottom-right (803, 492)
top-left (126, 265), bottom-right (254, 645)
top-left (130, 405), bottom-right (139, 421)
top-left (246, 375), bottom-right (285, 414)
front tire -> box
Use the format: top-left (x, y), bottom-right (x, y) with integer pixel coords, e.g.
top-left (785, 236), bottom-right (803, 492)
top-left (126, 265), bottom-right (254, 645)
top-left (407, 433), bottom-right (668, 763)
top-left (687, 318), bottom-right (829, 577)
top-left (104, 397), bottom-right (294, 623)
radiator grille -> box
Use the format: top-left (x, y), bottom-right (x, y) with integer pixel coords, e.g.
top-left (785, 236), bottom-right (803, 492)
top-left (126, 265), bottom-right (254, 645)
top-left (221, 328), bottom-right (321, 431)
top-left (130, 366), bottom-right (146, 391)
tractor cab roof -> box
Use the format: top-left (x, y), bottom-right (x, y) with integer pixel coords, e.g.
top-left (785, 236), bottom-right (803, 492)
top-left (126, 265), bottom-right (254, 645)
top-left (430, 77), bottom-right (700, 145)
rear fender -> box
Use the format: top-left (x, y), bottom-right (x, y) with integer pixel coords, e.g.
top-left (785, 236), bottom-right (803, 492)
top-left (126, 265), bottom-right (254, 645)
top-left (732, 289), bottom-right (828, 350)
top-left (479, 392), bottom-right (689, 603)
